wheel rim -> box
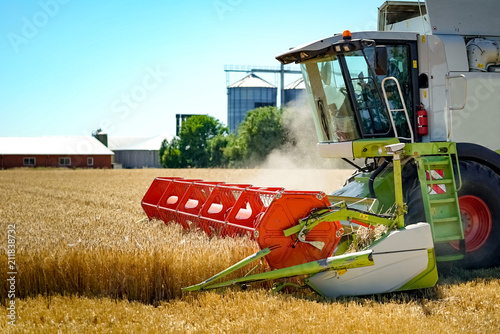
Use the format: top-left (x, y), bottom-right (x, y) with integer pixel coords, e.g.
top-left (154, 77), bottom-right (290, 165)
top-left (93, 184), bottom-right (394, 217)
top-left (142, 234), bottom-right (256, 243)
top-left (459, 195), bottom-right (492, 252)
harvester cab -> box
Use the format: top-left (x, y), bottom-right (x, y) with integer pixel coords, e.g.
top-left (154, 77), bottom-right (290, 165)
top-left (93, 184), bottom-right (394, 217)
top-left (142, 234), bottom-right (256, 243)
top-left (276, 29), bottom-right (419, 155)
top-left (277, 29), bottom-right (416, 147)
top-left (142, 0), bottom-right (500, 298)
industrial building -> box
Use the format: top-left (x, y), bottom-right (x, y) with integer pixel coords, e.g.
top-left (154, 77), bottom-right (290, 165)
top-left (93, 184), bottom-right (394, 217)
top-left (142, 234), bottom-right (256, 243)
top-left (0, 136), bottom-right (113, 169)
top-left (107, 134), bottom-right (169, 168)
top-left (227, 73), bottom-right (277, 133)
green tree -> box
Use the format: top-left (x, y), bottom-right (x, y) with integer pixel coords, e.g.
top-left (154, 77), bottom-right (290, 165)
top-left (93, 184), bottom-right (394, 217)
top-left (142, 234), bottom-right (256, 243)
top-left (159, 139), bottom-right (168, 162)
top-left (207, 133), bottom-right (230, 167)
top-left (160, 138), bottom-right (182, 168)
top-left (223, 133), bottom-right (245, 167)
top-left (235, 106), bottom-right (285, 165)
top-left (178, 115), bottom-right (227, 168)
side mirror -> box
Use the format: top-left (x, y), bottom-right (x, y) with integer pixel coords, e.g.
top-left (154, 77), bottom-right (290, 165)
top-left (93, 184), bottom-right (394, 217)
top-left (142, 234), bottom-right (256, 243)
top-left (374, 46), bottom-right (388, 75)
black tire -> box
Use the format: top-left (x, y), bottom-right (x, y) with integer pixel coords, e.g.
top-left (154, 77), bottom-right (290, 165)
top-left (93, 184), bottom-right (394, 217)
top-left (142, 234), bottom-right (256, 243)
top-left (404, 160), bottom-right (500, 269)
top-left (456, 161), bottom-right (500, 269)
top-left (403, 159), bottom-right (426, 225)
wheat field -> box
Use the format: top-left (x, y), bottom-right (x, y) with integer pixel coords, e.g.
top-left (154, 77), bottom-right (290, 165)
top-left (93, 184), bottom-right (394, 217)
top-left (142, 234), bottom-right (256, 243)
top-left (1, 168), bottom-right (500, 333)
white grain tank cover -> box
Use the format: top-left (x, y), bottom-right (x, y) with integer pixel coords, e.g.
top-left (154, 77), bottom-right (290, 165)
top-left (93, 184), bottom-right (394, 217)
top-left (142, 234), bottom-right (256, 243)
top-left (425, 0), bottom-right (500, 36)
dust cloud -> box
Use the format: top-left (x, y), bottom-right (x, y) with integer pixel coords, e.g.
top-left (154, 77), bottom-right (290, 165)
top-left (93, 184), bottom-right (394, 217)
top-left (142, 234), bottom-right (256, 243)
top-left (246, 101), bottom-right (356, 192)
top-left (261, 101), bottom-right (349, 170)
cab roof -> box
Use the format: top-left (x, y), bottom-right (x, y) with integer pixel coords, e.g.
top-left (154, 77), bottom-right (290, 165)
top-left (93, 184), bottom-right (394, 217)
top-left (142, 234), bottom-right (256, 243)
top-left (276, 31), bottom-right (418, 64)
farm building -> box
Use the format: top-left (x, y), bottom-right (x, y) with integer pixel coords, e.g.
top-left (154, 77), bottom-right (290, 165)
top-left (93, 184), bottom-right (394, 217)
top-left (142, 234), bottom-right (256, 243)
top-left (0, 136), bottom-right (113, 169)
top-left (107, 134), bottom-right (169, 168)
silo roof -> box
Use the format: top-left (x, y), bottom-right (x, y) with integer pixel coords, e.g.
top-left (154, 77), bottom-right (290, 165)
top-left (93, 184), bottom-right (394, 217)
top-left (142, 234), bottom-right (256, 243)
top-left (228, 73), bottom-right (276, 88)
top-left (285, 77), bottom-right (305, 90)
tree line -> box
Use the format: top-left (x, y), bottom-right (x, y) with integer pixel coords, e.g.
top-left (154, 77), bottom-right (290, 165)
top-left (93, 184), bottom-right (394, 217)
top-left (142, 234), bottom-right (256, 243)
top-left (159, 106), bottom-right (291, 168)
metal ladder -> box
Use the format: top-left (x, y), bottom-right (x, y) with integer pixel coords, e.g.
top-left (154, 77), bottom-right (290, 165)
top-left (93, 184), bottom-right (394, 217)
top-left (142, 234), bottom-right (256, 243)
top-left (416, 154), bottom-right (465, 261)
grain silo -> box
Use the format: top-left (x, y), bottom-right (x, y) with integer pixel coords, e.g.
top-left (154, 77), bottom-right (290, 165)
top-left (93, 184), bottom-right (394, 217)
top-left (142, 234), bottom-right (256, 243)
top-left (284, 77), bottom-right (307, 107)
top-left (227, 73), bottom-right (277, 133)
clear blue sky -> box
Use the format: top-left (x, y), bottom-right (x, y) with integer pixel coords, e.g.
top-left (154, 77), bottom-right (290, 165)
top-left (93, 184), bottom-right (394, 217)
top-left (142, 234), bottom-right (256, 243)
top-left (0, 0), bottom-right (394, 138)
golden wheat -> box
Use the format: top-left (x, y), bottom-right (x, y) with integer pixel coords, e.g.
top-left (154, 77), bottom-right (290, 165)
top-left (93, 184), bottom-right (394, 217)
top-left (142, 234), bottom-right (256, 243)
top-left (0, 168), bottom-right (352, 303)
top-left (1, 168), bottom-right (499, 333)
top-left (1, 282), bottom-right (499, 333)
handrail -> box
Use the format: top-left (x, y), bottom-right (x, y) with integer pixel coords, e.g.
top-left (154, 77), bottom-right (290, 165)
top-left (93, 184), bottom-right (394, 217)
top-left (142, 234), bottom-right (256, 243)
top-left (381, 76), bottom-right (415, 143)
top-left (446, 74), bottom-right (468, 140)
top-left (446, 74), bottom-right (467, 111)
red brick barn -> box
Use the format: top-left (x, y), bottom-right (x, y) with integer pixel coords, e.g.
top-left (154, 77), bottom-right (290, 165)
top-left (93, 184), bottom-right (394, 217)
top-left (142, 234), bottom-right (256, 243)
top-left (0, 136), bottom-right (114, 169)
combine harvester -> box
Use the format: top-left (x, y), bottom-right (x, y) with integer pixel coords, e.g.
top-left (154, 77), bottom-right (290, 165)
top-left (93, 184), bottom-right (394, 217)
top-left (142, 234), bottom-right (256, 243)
top-left (142, 0), bottom-right (500, 297)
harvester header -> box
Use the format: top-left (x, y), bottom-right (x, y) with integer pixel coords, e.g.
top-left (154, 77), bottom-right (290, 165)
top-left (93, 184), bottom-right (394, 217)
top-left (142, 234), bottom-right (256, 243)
top-left (142, 177), bottom-right (345, 270)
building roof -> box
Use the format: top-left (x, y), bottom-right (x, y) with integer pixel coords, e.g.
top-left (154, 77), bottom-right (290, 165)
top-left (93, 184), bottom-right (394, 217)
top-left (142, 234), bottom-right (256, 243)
top-left (0, 136), bottom-right (114, 155)
top-left (228, 73), bottom-right (276, 88)
top-left (108, 134), bottom-right (171, 151)
top-left (285, 77), bottom-right (305, 90)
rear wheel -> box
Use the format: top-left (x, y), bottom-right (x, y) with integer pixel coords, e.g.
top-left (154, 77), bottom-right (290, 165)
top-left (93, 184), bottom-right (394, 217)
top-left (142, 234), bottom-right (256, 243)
top-left (456, 161), bottom-right (500, 268)
top-left (457, 195), bottom-right (492, 252)
top-left (404, 160), bottom-right (500, 269)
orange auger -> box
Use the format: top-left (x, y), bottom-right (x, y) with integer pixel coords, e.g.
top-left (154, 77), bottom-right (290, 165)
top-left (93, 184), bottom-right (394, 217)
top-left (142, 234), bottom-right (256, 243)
top-left (141, 177), bottom-right (344, 269)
